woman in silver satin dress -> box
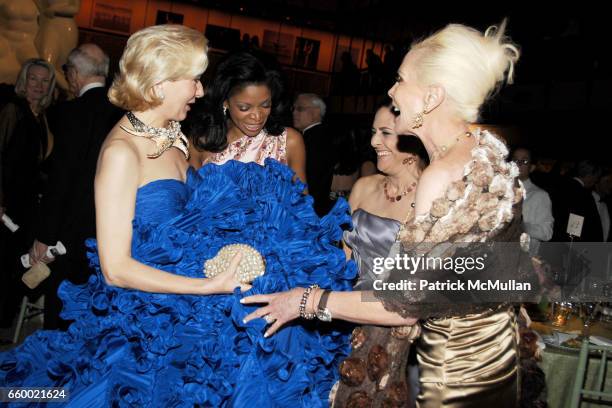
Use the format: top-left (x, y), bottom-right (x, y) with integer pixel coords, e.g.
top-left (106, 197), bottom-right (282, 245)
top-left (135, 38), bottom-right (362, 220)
top-left (343, 102), bottom-right (427, 291)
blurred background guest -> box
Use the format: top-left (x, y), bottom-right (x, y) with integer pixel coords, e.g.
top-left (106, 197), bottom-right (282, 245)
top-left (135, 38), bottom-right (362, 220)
top-left (329, 126), bottom-right (377, 203)
top-left (512, 146), bottom-right (553, 255)
top-left (552, 159), bottom-right (603, 242)
top-left (593, 170), bottom-right (611, 241)
top-left (0, 58), bottom-right (56, 328)
top-left (293, 92), bottom-right (335, 215)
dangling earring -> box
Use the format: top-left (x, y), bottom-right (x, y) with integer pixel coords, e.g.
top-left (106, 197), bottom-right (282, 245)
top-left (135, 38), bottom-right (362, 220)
top-left (223, 105), bottom-right (228, 116)
top-left (158, 91), bottom-right (165, 100)
top-left (402, 157), bottom-right (415, 166)
top-left (412, 112), bottom-right (423, 129)
top-left (412, 102), bottom-right (429, 129)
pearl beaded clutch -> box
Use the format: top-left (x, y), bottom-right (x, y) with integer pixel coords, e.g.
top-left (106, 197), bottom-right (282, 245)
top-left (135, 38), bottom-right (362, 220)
top-left (204, 244), bottom-right (265, 284)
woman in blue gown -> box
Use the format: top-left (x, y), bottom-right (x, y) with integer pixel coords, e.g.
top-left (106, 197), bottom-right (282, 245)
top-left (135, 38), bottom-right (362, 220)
top-left (0, 25), bottom-right (355, 407)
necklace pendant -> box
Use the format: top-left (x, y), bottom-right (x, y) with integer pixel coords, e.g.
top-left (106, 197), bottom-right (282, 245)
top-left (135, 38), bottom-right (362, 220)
top-left (396, 195), bottom-right (402, 201)
top-left (123, 112), bottom-right (189, 160)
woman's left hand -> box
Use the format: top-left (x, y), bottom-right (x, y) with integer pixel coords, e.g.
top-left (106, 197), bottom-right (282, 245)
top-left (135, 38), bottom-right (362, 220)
top-left (241, 287), bottom-right (305, 337)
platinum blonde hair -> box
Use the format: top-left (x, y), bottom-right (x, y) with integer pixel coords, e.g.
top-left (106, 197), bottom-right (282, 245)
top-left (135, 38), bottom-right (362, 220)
top-left (109, 25), bottom-right (208, 111)
top-left (411, 20), bottom-right (520, 122)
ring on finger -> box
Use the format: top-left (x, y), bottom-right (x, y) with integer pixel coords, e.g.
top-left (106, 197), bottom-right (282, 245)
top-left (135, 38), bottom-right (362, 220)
top-left (263, 315), bottom-right (276, 324)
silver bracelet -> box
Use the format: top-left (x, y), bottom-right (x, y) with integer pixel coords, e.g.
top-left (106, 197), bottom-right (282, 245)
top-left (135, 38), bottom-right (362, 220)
top-left (299, 284), bottom-right (319, 320)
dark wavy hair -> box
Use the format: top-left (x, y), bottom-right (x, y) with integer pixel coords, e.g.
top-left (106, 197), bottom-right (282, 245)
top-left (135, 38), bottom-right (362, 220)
top-left (185, 51), bottom-right (289, 152)
top-left (376, 97), bottom-right (429, 168)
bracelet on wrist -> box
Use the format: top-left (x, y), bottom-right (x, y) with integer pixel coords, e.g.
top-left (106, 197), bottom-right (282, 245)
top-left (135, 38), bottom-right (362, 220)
top-left (299, 284), bottom-right (319, 320)
top-left (315, 289), bottom-right (332, 322)
top-left (310, 287), bottom-right (320, 316)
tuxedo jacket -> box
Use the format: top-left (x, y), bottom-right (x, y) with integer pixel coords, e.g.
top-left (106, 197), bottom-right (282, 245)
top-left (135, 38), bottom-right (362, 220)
top-left (303, 123), bottom-right (335, 216)
top-left (551, 177), bottom-right (603, 242)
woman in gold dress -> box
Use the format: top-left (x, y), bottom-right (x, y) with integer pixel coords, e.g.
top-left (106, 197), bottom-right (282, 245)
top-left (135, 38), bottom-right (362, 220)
top-left (243, 21), bottom-right (529, 407)
top-left (382, 20), bottom-right (522, 407)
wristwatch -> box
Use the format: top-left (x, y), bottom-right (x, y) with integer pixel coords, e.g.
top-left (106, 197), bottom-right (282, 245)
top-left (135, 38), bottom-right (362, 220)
top-left (316, 290), bottom-right (332, 322)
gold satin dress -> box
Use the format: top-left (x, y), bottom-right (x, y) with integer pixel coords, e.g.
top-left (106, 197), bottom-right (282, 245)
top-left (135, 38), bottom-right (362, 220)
top-left (416, 307), bottom-right (519, 408)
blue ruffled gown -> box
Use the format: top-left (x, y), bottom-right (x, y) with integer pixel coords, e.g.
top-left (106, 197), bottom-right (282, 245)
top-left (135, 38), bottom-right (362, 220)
top-left (0, 160), bottom-right (357, 407)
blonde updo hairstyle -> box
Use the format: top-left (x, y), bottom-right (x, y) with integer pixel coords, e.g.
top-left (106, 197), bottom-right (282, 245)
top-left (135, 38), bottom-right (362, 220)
top-left (410, 20), bottom-right (519, 123)
top-left (109, 24), bottom-right (208, 111)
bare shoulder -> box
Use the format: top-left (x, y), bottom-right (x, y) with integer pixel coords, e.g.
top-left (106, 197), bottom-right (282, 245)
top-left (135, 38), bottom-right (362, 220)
top-left (353, 174), bottom-right (383, 193)
top-left (97, 128), bottom-right (140, 177)
top-left (99, 131), bottom-right (139, 163)
top-left (284, 128), bottom-right (306, 174)
top-left (349, 174), bottom-right (383, 209)
top-left (414, 161), bottom-right (455, 215)
top-left (285, 127), bottom-right (304, 147)
top-left (420, 161), bottom-right (455, 187)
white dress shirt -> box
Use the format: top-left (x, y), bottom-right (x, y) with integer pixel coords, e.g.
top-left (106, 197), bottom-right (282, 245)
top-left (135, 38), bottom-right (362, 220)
top-left (592, 191), bottom-right (610, 241)
top-left (78, 82), bottom-right (105, 97)
top-left (521, 178), bottom-right (554, 255)
top-left (302, 122), bottom-right (322, 133)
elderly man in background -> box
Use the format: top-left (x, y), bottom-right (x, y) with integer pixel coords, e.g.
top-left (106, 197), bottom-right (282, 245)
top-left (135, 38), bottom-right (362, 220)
top-left (293, 93), bottom-right (335, 216)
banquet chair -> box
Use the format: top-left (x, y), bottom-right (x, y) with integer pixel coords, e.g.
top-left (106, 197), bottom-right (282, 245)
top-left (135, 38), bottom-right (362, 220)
top-left (570, 339), bottom-right (612, 407)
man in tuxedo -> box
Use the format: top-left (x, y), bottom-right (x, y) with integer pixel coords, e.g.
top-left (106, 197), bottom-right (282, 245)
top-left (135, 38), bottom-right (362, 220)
top-left (293, 93), bottom-right (334, 216)
top-left (28, 43), bottom-right (122, 329)
top-left (551, 160), bottom-right (603, 242)
top-left (512, 147), bottom-right (554, 255)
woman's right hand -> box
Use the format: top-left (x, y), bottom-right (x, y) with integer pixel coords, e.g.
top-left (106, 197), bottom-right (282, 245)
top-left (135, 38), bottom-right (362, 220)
top-left (241, 287), bottom-right (306, 337)
top-left (207, 252), bottom-right (252, 294)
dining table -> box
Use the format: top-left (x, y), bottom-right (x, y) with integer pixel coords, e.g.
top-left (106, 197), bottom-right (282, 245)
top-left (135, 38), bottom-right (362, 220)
top-left (531, 316), bottom-right (612, 408)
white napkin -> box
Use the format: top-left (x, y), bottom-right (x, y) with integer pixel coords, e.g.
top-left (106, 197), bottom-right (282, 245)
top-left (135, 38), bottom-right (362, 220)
top-left (590, 335), bottom-right (612, 347)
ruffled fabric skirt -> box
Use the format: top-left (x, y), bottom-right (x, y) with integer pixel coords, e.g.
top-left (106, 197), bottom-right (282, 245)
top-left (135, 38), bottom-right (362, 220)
top-left (0, 160), bottom-right (357, 407)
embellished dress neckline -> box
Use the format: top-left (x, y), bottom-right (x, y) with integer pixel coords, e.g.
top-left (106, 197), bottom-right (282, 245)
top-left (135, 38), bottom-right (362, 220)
top-left (205, 128), bottom-right (288, 166)
top-left (399, 128), bottom-right (524, 245)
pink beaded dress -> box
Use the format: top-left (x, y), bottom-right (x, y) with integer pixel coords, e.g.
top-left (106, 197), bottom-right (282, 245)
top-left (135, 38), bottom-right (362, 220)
top-left (204, 128), bottom-right (287, 166)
